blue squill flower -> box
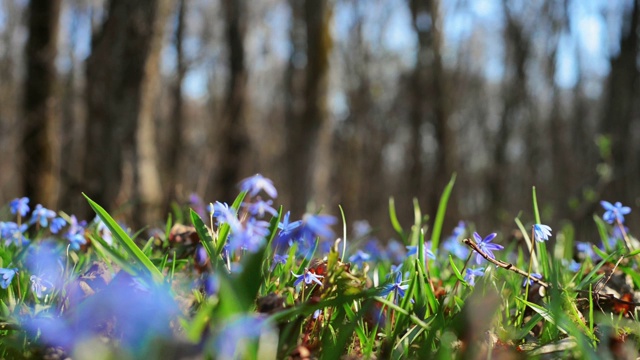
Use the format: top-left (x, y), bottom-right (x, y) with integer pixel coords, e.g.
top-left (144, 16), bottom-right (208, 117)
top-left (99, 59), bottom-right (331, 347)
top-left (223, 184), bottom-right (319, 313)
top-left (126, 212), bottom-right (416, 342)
top-left (473, 232), bottom-right (503, 264)
top-left (0, 268), bottom-right (18, 289)
top-left (380, 272), bottom-right (409, 303)
top-left (292, 269), bottom-right (324, 287)
top-left (406, 244), bottom-right (436, 260)
top-left (239, 174), bottom-right (278, 198)
top-left (533, 224), bottom-right (552, 242)
top-left (50, 217), bottom-right (67, 234)
top-left (600, 201), bottom-right (631, 224)
top-left (522, 273), bottom-right (543, 287)
top-left (300, 214), bottom-right (337, 240)
top-left (10, 197), bottom-right (30, 217)
top-left (464, 267), bottom-right (485, 286)
top-left (1, 222), bottom-right (29, 246)
top-left (348, 250), bottom-right (371, 266)
top-left (214, 316), bottom-right (272, 359)
top-left (30, 204), bottom-right (56, 228)
top-left (244, 199), bottom-right (278, 218)
top-left (24, 272), bottom-right (178, 353)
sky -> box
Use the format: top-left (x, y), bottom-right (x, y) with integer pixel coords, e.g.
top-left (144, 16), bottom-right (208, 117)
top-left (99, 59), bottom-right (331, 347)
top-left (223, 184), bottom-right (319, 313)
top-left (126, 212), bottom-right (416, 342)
top-left (1, 0), bottom-right (627, 99)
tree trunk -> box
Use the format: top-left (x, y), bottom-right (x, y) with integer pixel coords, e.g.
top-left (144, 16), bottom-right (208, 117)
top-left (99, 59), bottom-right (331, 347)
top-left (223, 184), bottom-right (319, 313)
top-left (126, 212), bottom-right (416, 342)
top-left (408, 0), bottom-right (455, 222)
top-left (84, 0), bottom-right (172, 226)
top-left (22, 0), bottom-right (61, 208)
top-left (600, 0), bottom-right (640, 210)
top-left (165, 0), bottom-right (187, 211)
top-left (285, 0), bottom-right (332, 216)
top-left (212, 0), bottom-right (250, 204)
top-left (488, 0), bottom-right (530, 226)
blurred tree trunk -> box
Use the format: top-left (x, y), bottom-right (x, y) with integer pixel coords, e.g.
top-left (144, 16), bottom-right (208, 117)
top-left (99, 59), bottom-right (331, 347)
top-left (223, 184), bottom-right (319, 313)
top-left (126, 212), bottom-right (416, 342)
top-left (408, 0), bottom-right (456, 222)
top-left (22, 0), bottom-right (61, 208)
top-left (285, 0), bottom-right (332, 216)
top-left (601, 0), bottom-right (640, 208)
top-left (59, 3), bottom-right (91, 215)
top-left (84, 0), bottom-right (172, 226)
top-left (165, 0), bottom-right (187, 211)
top-left (488, 1), bottom-right (530, 225)
top-left (212, 0), bottom-right (250, 204)
top-left (0, 0), bottom-right (23, 203)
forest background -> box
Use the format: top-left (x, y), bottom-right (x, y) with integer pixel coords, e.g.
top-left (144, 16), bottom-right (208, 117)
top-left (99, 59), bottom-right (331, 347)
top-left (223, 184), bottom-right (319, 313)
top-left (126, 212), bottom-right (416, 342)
top-left (1, 0), bottom-right (639, 241)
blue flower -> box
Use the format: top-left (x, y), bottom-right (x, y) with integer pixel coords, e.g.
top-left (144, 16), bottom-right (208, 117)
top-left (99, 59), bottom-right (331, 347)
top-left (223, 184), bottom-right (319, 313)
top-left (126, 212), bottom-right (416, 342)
top-left (10, 197), bottom-right (30, 217)
top-left (443, 236), bottom-right (469, 260)
top-left (50, 217), bottom-right (67, 234)
top-left (201, 274), bottom-right (219, 296)
top-left (0, 222), bottom-right (29, 246)
top-left (273, 211), bottom-right (302, 248)
top-left (189, 193), bottom-right (206, 218)
top-left (473, 232), bottom-right (503, 264)
top-left (380, 272), bottom-right (409, 303)
top-left (464, 267), bottom-right (485, 286)
top-left (363, 239), bottom-right (383, 261)
top-left (212, 201), bottom-right (242, 232)
top-left (25, 242), bottom-right (64, 295)
top-left (30, 204), bottom-right (57, 228)
top-left (600, 201), bottom-right (631, 224)
top-left (66, 233), bottom-right (87, 251)
top-left (0, 268), bottom-right (18, 289)
top-left (522, 273), bottom-right (543, 287)
top-left (239, 174), bottom-right (278, 198)
top-left (385, 240), bottom-right (406, 264)
top-left (278, 211), bottom-right (302, 233)
top-left (300, 213), bottom-right (337, 240)
top-left (348, 250), bottom-right (371, 266)
top-left (353, 220), bottom-right (372, 238)
top-left (292, 269), bottom-right (324, 287)
top-left (452, 221), bottom-right (466, 239)
top-left (567, 259), bottom-right (581, 272)
top-left (406, 244), bottom-right (436, 260)
top-left (229, 218), bottom-right (270, 252)
top-left (24, 272), bottom-right (178, 352)
top-left (576, 241), bottom-right (599, 260)
top-left (96, 219), bottom-right (113, 245)
top-left (270, 254), bottom-right (288, 271)
top-left (244, 199), bottom-right (278, 218)
top-left (30, 275), bottom-right (53, 298)
top-left (533, 224), bottom-right (552, 242)
top-left (214, 316), bottom-right (272, 359)
top-left (64, 215), bottom-right (87, 249)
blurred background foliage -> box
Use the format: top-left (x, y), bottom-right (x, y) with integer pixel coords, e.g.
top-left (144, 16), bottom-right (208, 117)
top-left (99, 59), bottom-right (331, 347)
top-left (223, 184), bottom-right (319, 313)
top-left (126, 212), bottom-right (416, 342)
top-left (0, 0), bottom-right (638, 239)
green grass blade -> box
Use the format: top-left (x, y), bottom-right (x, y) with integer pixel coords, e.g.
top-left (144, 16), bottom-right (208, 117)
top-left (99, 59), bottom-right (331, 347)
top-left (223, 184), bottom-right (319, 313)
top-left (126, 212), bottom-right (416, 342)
top-left (389, 197), bottom-right (406, 243)
top-left (190, 209), bottom-right (215, 263)
top-left (215, 191), bottom-right (248, 257)
top-left (448, 255), bottom-right (466, 284)
top-left (89, 234), bottom-right (137, 275)
top-left (532, 186), bottom-right (541, 225)
top-left (431, 173), bottom-right (456, 250)
top-left (339, 205), bottom-right (347, 262)
top-left (84, 194), bottom-right (163, 283)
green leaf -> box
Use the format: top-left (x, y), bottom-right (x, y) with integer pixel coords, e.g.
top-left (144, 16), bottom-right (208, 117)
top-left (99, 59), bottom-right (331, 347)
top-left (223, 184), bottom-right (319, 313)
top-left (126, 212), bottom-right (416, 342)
top-left (448, 255), bottom-right (466, 284)
top-left (339, 205), bottom-right (347, 262)
top-left (388, 197), bottom-right (406, 243)
top-left (215, 191), bottom-right (248, 257)
top-left (89, 234), bottom-right (137, 276)
top-left (516, 297), bottom-right (569, 335)
top-left (431, 173), bottom-right (456, 250)
top-left (532, 186), bottom-right (541, 225)
top-left (190, 209), bottom-right (215, 265)
top-left (84, 194), bottom-right (163, 283)
top-left (515, 313), bottom-right (543, 339)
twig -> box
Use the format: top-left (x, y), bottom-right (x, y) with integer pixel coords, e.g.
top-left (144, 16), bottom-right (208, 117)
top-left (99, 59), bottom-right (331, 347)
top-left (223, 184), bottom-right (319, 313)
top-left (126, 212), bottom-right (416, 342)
top-left (463, 238), bottom-right (640, 309)
top-left (462, 238), bottom-right (550, 288)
